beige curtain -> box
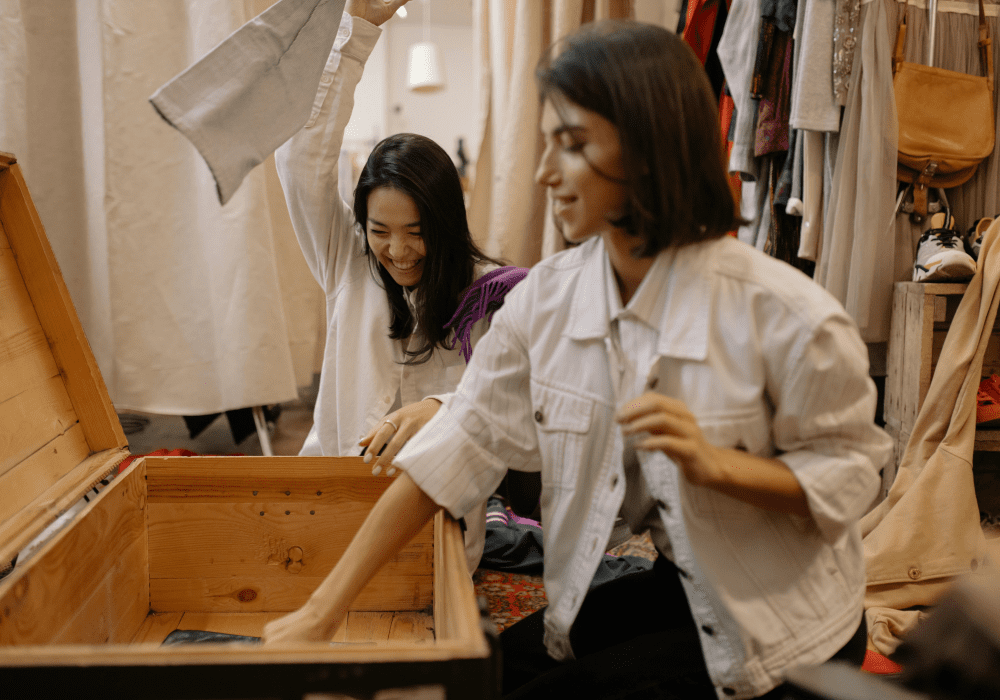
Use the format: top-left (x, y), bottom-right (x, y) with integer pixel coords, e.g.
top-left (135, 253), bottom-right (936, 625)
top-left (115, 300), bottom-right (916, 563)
top-left (0, 0), bottom-right (324, 415)
top-left (468, 0), bottom-right (678, 267)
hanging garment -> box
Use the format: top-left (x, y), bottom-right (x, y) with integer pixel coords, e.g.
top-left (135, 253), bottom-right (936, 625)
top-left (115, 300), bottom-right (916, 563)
top-left (861, 222), bottom-right (999, 657)
top-left (2, 1), bottom-right (319, 416)
top-left (718, 0), bottom-right (765, 179)
top-left (150, 0), bottom-right (347, 205)
top-left (791, 0), bottom-right (842, 132)
top-left (818, 0), bottom-right (900, 343)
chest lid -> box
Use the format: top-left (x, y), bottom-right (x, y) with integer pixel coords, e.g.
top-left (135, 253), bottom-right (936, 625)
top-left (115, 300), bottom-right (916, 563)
top-left (0, 153), bottom-right (128, 564)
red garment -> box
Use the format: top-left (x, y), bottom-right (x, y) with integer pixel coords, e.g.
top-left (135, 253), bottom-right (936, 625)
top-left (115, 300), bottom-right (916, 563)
top-left (681, 0), bottom-right (722, 65)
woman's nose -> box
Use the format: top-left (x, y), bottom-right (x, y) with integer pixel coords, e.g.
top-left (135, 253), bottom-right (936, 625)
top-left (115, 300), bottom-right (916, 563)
top-left (388, 232), bottom-right (410, 257)
top-left (535, 143), bottom-right (558, 186)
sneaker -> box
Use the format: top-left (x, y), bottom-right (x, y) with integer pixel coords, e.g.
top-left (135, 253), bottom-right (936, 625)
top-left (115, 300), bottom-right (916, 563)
top-left (977, 374), bottom-right (1000, 428)
top-left (966, 217), bottom-right (992, 260)
top-left (486, 495), bottom-right (510, 526)
top-left (913, 213), bottom-right (977, 282)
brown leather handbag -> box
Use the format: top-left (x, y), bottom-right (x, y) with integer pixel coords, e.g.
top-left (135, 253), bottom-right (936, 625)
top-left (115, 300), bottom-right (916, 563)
top-left (894, 0), bottom-right (995, 216)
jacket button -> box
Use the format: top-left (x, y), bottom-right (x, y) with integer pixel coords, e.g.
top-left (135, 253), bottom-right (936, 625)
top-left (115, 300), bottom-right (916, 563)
top-left (701, 625), bottom-right (714, 635)
top-left (908, 567), bottom-right (921, 580)
top-left (534, 410), bottom-right (543, 423)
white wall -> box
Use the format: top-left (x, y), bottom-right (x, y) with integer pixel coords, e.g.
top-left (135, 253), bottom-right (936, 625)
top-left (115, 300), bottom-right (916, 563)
top-left (385, 23), bottom-right (479, 167)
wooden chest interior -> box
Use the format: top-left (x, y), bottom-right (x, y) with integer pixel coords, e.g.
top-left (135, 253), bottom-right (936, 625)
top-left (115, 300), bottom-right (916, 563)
top-left (0, 153), bottom-right (491, 698)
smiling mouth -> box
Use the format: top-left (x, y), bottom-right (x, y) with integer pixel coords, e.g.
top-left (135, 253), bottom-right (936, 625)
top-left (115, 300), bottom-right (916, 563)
top-left (553, 196), bottom-right (576, 214)
top-left (389, 259), bottom-right (421, 271)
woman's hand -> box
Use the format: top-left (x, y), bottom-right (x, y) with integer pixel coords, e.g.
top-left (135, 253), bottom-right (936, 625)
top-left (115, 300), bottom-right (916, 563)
top-left (262, 602), bottom-right (339, 646)
top-left (346, 0), bottom-right (410, 27)
top-left (359, 398), bottom-right (442, 475)
top-left (616, 392), bottom-right (810, 516)
top-left (616, 392), bottom-right (726, 487)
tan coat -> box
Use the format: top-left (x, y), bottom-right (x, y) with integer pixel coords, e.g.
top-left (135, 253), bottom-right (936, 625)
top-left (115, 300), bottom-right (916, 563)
top-left (860, 222), bottom-right (999, 654)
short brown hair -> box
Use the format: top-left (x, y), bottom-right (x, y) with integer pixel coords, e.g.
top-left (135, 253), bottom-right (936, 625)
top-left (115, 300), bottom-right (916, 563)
top-left (536, 20), bottom-right (745, 255)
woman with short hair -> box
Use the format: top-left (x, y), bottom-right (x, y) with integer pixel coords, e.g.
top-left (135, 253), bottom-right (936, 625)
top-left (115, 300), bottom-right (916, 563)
top-left (266, 17), bottom-right (891, 700)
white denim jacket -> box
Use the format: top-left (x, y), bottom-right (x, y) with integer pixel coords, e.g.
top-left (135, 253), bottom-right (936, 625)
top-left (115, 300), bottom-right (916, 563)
top-left (398, 235), bottom-right (893, 699)
top-left (274, 14), bottom-right (488, 570)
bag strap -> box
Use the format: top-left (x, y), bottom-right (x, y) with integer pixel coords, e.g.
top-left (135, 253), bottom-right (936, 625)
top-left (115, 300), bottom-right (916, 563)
top-left (893, 0), bottom-right (911, 75)
top-left (978, 0), bottom-right (994, 97)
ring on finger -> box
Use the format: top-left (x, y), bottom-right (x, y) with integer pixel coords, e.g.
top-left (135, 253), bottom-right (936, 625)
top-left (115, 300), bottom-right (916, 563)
top-left (383, 418), bottom-right (399, 432)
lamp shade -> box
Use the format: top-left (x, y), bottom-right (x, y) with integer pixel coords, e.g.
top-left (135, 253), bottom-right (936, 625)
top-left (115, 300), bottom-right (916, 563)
top-left (407, 42), bottom-right (445, 92)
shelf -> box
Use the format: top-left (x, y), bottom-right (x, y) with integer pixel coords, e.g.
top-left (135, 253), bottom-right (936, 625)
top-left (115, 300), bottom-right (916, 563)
top-left (975, 430), bottom-right (1000, 451)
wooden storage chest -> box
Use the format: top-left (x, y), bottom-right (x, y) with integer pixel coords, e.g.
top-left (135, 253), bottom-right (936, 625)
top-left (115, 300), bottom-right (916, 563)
top-left (0, 153), bottom-right (495, 699)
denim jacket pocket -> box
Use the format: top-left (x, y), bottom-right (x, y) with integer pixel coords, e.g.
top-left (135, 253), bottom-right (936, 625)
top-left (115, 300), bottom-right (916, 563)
top-left (530, 381), bottom-right (598, 489)
top-left (684, 407), bottom-right (771, 520)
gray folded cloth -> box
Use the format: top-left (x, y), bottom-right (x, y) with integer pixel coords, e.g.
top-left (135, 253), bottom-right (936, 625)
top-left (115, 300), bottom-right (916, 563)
top-left (149, 0), bottom-right (346, 205)
top-left (162, 629), bottom-right (261, 645)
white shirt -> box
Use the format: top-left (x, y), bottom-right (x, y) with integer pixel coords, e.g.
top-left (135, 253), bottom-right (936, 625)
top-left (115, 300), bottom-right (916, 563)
top-left (397, 235), bottom-right (893, 699)
top-left (274, 14), bottom-right (488, 570)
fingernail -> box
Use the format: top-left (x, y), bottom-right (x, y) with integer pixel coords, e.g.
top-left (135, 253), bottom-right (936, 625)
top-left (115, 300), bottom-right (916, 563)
top-left (387, 467), bottom-right (396, 476)
top-left (364, 453), bottom-right (372, 464)
top-left (371, 465), bottom-right (382, 476)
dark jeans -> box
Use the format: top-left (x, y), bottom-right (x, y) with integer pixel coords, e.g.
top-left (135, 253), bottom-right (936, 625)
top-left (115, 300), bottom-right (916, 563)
top-left (500, 556), bottom-right (867, 700)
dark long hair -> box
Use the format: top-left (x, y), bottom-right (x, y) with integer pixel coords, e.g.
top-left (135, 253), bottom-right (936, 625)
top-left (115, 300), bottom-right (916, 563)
top-left (354, 133), bottom-right (503, 364)
top-left (536, 20), bottom-right (746, 255)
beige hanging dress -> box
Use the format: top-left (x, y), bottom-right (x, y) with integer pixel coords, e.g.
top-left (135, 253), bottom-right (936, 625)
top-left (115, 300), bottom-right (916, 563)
top-left (860, 222), bottom-right (999, 655)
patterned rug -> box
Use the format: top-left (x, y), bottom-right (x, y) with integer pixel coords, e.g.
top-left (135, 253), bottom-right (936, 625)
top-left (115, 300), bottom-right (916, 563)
top-left (474, 532), bottom-right (657, 632)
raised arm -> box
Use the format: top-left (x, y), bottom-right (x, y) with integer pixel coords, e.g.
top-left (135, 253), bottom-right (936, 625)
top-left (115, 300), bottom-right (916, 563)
top-left (275, 1), bottom-right (407, 289)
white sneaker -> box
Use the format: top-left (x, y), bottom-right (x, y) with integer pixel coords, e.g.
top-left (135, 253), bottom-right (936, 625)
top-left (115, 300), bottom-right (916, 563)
top-left (966, 217), bottom-right (992, 261)
top-left (913, 213), bottom-right (977, 282)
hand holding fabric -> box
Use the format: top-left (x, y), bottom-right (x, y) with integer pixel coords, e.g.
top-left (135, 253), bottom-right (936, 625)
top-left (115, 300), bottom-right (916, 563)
top-left (616, 392), bottom-right (726, 487)
top-left (347, 0), bottom-right (410, 26)
top-left (616, 392), bottom-right (810, 516)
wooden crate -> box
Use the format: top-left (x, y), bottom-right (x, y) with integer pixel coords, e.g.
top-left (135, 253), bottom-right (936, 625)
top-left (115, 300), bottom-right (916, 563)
top-left (884, 281), bottom-right (1000, 497)
top-left (0, 153), bottom-right (495, 699)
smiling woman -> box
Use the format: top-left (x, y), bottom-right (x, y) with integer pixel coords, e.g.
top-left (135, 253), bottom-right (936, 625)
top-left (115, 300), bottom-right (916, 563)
top-left (352, 132), bottom-right (500, 364)
top-left (366, 188), bottom-right (425, 286)
top-left (265, 16), bottom-right (892, 700)
top-left (271, 2), bottom-right (515, 578)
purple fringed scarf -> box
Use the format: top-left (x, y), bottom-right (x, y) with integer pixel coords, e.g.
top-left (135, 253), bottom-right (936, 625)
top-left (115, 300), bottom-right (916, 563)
top-left (444, 266), bottom-right (529, 363)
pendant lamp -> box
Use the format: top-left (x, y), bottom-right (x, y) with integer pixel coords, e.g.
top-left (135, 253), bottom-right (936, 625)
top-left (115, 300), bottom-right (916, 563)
top-left (407, 0), bottom-right (445, 92)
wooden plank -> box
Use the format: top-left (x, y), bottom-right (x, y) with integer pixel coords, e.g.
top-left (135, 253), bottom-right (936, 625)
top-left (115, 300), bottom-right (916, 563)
top-left (0, 464), bottom-right (146, 646)
top-left (148, 572), bottom-right (431, 614)
top-left (433, 512), bottom-right (487, 656)
top-left (0, 234), bottom-right (62, 406)
top-left (917, 289), bottom-right (937, 418)
top-left (0, 425), bottom-right (92, 530)
top-left (884, 282), bottom-right (907, 429)
top-left (0, 446), bottom-right (128, 566)
top-left (975, 430), bottom-right (1000, 451)
top-left (0, 375), bottom-right (80, 479)
top-left (174, 612), bottom-right (283, 638)
top-left (49, 534), bottom-right (149, 646)
top-left (0, 638), bottom-right (482, 666)
top-left (145, 455), bottom-right (394, 502)
top-left (344, 612), bottom-right (394, 643)
top-left (389, 612), bottom-right (435, 643)
top-left (146, 501), bottom-right (432, 579)
top-left (0, 164), bottom-right (126, 454)
top-left (130, 612), bottom-right (185, 645)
